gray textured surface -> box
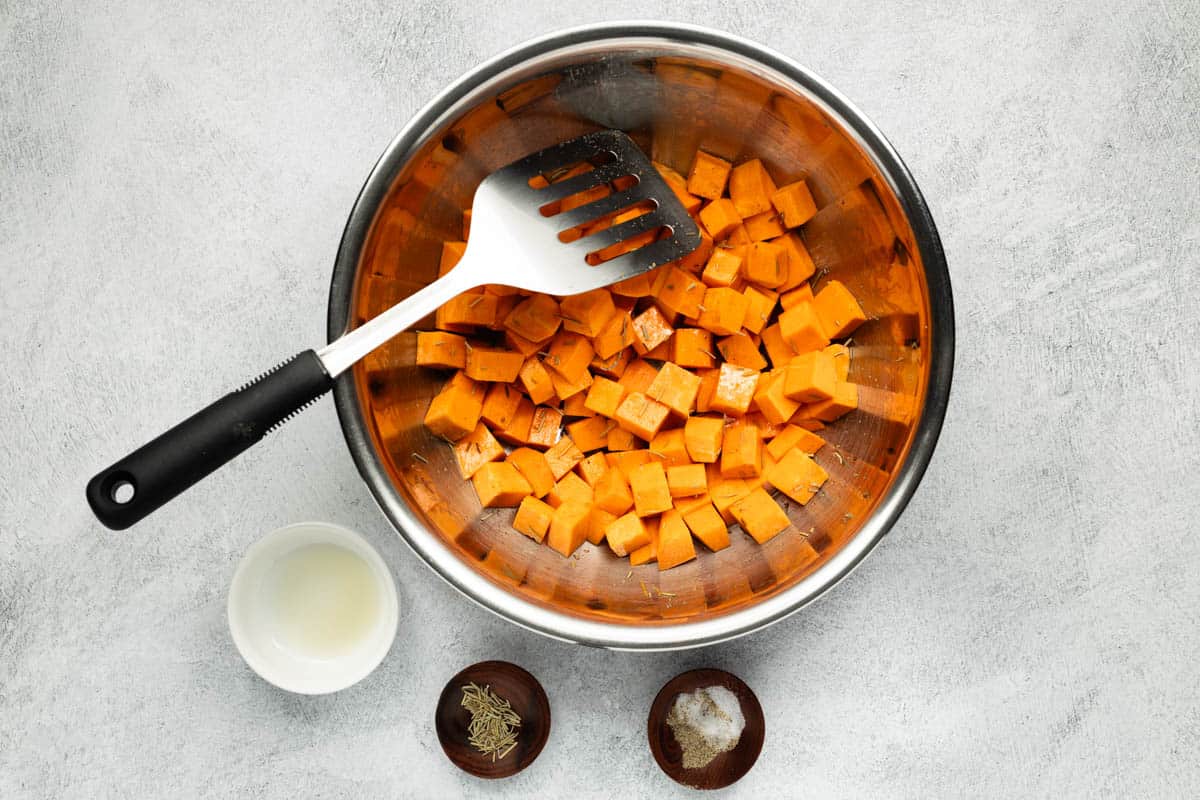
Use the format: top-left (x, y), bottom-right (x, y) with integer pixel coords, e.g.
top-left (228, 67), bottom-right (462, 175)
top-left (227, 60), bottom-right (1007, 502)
top-left (3, 1), bottom-right (1199, 797)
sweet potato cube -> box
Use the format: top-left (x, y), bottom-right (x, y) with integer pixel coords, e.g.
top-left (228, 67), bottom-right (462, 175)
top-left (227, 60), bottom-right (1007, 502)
top-left (515, 357), bottom-right (553, 406)
top-left (423, 371), bottom-right (485, 441)
top-left (471, 462), bottom-right (531, 508)
top-left (487, 294), bottom-right (520, 331)
top-left (416, 331), bottom-right (467, 369)
top-left (544, 332), bottom-right (594, 384)
top-left (657, 509), bottom-right (697, 570)
top-left (717, 332), bottom-right (767, 371)
top-left (566, 416), bottom-right (611, 453)
top-left (548, 365), bottom-right (592, 402)
top-left (774, 232), bottom-right (816, 289)
top-left (494, 396), bottom-right (535, 446)
top-left (765, 448), bottom-right (829, 505)
top-left (544, 435), bottom-right (585, 479)
top-left (743, 241), bottom-right (785, 289)
top-left (812, 280), bottom-right (867, 338)
top-left (753, 370), bottom-right (802, 426)
top-left (583, 376), bottom-right (626, 418)
top-left (728, 159), bottom-right (777, 218)
top-left (702, 247), bottom-right (743, 288)
top-left (629, 461), bottom-right (673, 516)
top-left (655, 160), bottom-right (703, 214)
top-left (617, 358), bottom-right (659, 395)
top-left (682, 503), bottom-right (731, 552)
top-left (586, 507), bottom-right (617, 546)
top-left (675, 227), bottom-right (714, 273)
top-left (546, 472), bottom-right (593, 509)
top-left (649, 428), bottom-right (691, 467)
top-left (607, 449), bottom-right (653, 479)
top-left (547, 501), bottom-right (591, 557)
top-left (559, 288), bottom-right (616, 338)
top-left (686, 150), bottom-right (732, 200)
top-left (672, 328), bottom-right (717, 369)
top-left (439, 241), bottom-right (467, 276)
top-left (503, 293), bottom-right (561, 341)
top-left (710, 477), bottom-right (751, 524)
top-left (709, 364), bottom-right (760, 417)
top-left (607, 426), bottom-right (640, 451)
top-left (628, 529), bottom-right (658, 566)
top-left (695, 368), bottom-right (720, 413)
top-left (697, 287), bottom-right (749, 336)
top-left (440, 293), bottom-right (498, 328)
top-left (784, 351), bottom-right (837, 402)
top-left (698, 198), bottom-right (742, 241)
top-left (766, 425), bottom-right (826, 461)
top-left (730, 487), bottom-right (790, 543)
top-left (605, 512), bottom-right (650, 557)
top-left (594, 468), bottom-right (634, 515)
top-left (721, 419), bottom-right (762, 479)
top-left (656, 267), bottom-right (706, 319)
top-left (646, 362), bottom-right (702, 417)
top-left (562, 392), bottom-right (594, 417)
top-left (631, 306), bottom-right (674, 355)
top-left (593, 311), bottom-right (634, 359)
top-left (575, 452), bottom-right (609, 486)
top-left (741, 285), bottom-right (777, 335)
top-left (761, 323), bottom-right (796, 368)
top-left (744, 210), bottom-right (787, 242)
top-left (513, 496), bottom-right (554, 542)
top-left (806, 381), bottom-right (859, 422)
top-left (826, 343), bottom-right (851, 381)
top-left (477, 385), bottom-right (518, 432)
top-left (591, 346), bottom-right (632, 379)
top-left (610, 271), bottom-right (654, 297)
top-left (614, 392), bottom-right (670, 442)
top-left (746, 411), bottom-right (785, 439)
top-left (778, 300), bottom-right (830, 353)
top-left (684, 415), bottom-right (724, 463)
top-left (642, 339), bottom-right (672, 361)
top-left (505, 328), bottom-right (550, 357)
top-left (667, 464), bottom-right (707, 498)
top-left (506, 447), bottom-right (555, 498)
top-left (780, 283), bottom-right (814, 310)
top-left (464, 346), bottom-right (523, 383)
top-left (527, 406), bottom-right (563, 449)
top-left (726, 223), bottom-right (752, 245)
top-left (674, 491), bottom-right (712, 515)
top-left (452, 422), bottom-right (504, 479)
top-left (771, 180), bottom-right (817, 228)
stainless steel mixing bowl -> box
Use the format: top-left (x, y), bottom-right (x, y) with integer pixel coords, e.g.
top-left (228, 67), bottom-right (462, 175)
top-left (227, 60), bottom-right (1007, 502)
top-left (326, 22), bottom-right (953, 650)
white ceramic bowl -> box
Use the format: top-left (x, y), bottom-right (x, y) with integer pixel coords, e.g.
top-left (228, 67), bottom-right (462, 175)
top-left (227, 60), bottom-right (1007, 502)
top-left (227, 521), bottom-right (399, 694)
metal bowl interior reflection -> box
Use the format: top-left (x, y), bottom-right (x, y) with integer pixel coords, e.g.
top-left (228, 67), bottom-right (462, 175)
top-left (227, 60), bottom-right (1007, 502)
top-left (327, 23), bottom-right (952, 650)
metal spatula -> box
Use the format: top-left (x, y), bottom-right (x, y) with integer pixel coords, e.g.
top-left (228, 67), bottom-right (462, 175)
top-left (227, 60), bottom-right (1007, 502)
top-left (87, 129), bottom-right (702, 529)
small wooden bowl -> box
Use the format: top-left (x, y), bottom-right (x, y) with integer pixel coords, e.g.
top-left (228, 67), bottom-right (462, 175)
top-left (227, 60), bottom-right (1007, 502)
top-left (647, 668), bottom-right (765, 790)
top-left (435, 660), bottom-right (551, 779)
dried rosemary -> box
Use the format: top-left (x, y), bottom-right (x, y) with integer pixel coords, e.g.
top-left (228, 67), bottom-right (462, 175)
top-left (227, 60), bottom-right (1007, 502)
top-left (460, 682), bottom-right (521, 761)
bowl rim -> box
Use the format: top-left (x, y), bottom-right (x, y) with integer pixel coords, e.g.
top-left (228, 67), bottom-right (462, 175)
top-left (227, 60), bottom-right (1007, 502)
top-left (326, 21), bottom-right (954, 650)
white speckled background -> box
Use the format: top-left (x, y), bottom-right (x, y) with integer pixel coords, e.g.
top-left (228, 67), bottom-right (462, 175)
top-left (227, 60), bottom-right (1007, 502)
top-left (3, 1), bottom-right (1199, 797)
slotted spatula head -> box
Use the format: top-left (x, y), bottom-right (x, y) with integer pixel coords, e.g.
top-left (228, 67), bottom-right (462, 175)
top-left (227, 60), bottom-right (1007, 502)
top-left (463, 129), bottom-right (703, 296)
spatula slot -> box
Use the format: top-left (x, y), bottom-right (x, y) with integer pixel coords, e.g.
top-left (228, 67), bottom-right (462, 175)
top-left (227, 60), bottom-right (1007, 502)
top-left (557, 198), bottom-right (657, 244)
top-left (525, 149), bottom-right (616, 189)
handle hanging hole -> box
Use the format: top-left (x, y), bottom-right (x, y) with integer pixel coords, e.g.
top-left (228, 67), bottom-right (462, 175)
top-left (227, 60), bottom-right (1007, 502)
top-left (110, 479), bottom-right (135, 504)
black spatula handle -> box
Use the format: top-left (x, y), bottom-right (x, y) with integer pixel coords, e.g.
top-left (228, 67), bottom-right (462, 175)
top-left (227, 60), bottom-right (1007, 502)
top-left (86, 350), bottom-right (333, 530)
